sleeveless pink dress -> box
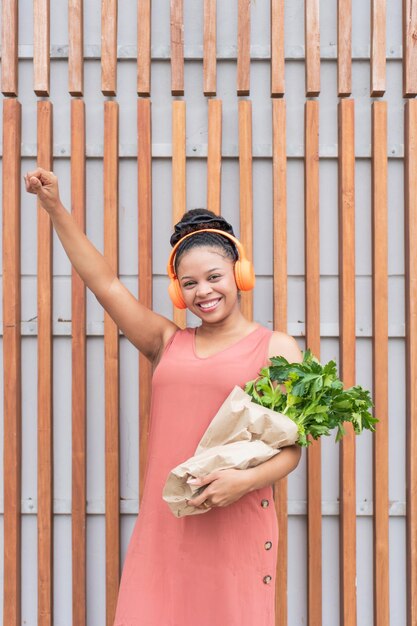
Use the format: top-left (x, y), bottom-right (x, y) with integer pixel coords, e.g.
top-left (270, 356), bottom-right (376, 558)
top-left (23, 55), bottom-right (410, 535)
top-left (114, 325), bottom-right (278, 626)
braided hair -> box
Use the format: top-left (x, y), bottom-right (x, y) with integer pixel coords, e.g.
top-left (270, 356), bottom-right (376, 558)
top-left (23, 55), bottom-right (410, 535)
top-left (170, 209), bottom-right (238, 274)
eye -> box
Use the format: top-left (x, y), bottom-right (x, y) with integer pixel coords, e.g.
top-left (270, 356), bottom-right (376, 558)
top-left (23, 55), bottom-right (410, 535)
top-left (209, 274), bottom-right (221, 280)
top-left (183, 281), bottom-right (195, 288)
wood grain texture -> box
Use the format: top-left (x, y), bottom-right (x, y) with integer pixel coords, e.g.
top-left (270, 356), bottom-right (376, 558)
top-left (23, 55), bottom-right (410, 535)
top-left (68, 0), bottom-right (84, 96)
top-left (271, 0), bottom-right (284, 96)
top-left (137, 99), bottom-right (153, 502)
top-left (338, 98), bottom-right (357, 626)
top-left (237, 0), bottom-right (250, 95)
top-left (2, 98), bottom-right (22, 626)
top-left (272, 99), bottom-right (288, 626)
top-left (137, 0), bottom-right (151, 96)
top-left (238, 100), bottom-right (253, 320)
top-left (371, 0), bottom-right (386, 97)
top-left (104, 101), bottom-right (120, 625)
top-left (33, 0), bottom-right (50, 95)
top-left (305, 0), bottom-right (320, 96)
top-left (172, 101), bottom-right (186, 327)
top-left (1, 0), bottom-right (18, 95)
top-left (101, 0), bottom-right (118, 95)
top-left (37, 101), bottom-right (53, 626)
top-left (371, 101), bottom-right (389, 626)
top-left (337, 0), bottom-right (352, 96)
top-left (71, 98), bottom-right (87, 626)
top-left (207, 99), bottom-right (222, 216)
top-left (404, 100), bottom-right (417, 626)
top-left (203, 0), bottom-right (217, 96)
top-left (304, 100), bottom-right (322, 626)
top-left (171, 0), bottom-right (184, 96)
top-left (403, 0), bottom-right (417, 97)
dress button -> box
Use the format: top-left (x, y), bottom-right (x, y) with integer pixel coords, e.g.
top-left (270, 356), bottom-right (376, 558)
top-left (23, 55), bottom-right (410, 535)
top-left (264, 541), bottom-right (272, 550)
top-left (263, 575), bottom-right (272, 584)
top-left (261, 499), bottom-right (269, 508)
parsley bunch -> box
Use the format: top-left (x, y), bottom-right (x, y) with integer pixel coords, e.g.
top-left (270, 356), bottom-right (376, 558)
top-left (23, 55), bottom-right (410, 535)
top-left (244, 349), bottom-right (377, 447)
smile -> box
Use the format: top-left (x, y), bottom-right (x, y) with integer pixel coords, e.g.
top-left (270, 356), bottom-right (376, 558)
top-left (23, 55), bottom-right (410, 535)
top-left (196, 298), bottom-right (221, 311)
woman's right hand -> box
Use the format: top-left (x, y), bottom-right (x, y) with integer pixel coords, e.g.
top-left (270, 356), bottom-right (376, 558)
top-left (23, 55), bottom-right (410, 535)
top-left (24, 167), bottom-right (61, 214)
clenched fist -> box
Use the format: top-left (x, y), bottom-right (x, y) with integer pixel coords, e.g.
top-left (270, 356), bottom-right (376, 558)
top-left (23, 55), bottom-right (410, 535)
top-left (24, 167), bottom-right (61, 214)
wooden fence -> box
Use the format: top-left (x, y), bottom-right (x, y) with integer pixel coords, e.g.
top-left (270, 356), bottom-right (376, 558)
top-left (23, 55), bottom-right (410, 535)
top-left (0, 1), bottom-right (415, 625)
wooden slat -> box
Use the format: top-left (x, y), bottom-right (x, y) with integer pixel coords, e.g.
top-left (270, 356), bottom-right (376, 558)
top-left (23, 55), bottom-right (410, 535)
top-left (371, 0), bottom-right (386, 97)
top-left (137, 0), bottom-right (151, 96)
top-left (171, 0), bottom-right (184, 96)
top-left (33, 0), bottom-right (50, 95)
top-left (238, 100), bottom-right (253, 320)
top-left (305, 0), bottom-right (320, 96)
top-left (1, 0), bottom-right (18, 96)
top-left (71, 98), bottom-right (87, 626)
top-left (207, 99), bottom-right (222, 216)
top-left (403, 0), bottom-right (417, 97)
top-left (101, 0), bottom-right (118, 96)
top-left (337, 0), bottom-right (352, 97)
top-left (37, 100), bottom-right (53, 626)
top-left (404, 100), bottom-right (417, 626)
top-left (2, 98), bottom-right (22, 626)
top-left (237, 0), bottom-right (250, 96)
top-left (272, 98), bottom-right (288, 626)
top-left (371, 101), bottom-right (389, 626)
top-left (68, 0), bottom-right (84, 96)
top-left (271, 0), bottom-right (284, 97)
top-left (338, 98), bottom-right (357, 626)
top-left (203, 0), bottom-right (217, 96)
top-left (137, 99), bottom-right (153, 501)
top-left (104, 101), bottom-right (120, 625)
top-left (172, 101), bottom-right (186, 328)
top-left (304, 100), bottom-right (322, 625)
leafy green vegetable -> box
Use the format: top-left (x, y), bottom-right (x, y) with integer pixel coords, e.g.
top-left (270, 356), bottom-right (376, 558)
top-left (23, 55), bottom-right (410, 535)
top-left (244, 349), bottom-right (377, 447)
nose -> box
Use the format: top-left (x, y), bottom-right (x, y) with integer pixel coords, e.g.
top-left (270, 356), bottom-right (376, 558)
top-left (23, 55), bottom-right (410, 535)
top-left (195, 280), bottom-right (213, 297)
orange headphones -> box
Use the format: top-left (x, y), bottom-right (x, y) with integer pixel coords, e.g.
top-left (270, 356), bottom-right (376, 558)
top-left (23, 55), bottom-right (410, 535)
top-left (166, 228), bottom-right (256, 309)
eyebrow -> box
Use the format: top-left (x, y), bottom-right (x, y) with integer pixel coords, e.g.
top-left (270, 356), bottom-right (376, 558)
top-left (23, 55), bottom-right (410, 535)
top-left (179, 267), bottom-right (222, 280)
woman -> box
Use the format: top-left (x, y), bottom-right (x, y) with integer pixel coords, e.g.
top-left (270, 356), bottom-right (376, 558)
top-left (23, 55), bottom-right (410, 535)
top-left (25, 168), bottom-right (302, 625)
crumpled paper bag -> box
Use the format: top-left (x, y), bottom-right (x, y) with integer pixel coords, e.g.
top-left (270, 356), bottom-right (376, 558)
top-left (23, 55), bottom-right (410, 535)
top-left (162, 385), bottom-right (299, 517)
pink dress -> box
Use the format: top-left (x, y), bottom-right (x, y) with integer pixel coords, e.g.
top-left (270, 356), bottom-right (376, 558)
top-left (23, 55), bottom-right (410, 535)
top-left (114, 325), bottom-right (278, 626)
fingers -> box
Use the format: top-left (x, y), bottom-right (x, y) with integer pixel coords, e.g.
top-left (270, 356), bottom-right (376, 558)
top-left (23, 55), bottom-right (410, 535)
top-left (24, 168), bottom-right (56, 195)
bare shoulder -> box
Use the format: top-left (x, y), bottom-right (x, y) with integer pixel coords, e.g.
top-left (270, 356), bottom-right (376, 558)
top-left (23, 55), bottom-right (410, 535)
top-left (267, 330), bottom-right (303, 363)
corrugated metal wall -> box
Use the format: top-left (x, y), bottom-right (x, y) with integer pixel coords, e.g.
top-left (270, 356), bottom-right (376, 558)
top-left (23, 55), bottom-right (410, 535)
top-left (0, 1), bottom-right (413, 625)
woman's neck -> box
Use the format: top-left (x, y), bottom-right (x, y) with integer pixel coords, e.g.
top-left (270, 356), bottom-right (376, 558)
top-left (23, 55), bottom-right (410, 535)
top-left (197, 308), bottom-right (256, 339)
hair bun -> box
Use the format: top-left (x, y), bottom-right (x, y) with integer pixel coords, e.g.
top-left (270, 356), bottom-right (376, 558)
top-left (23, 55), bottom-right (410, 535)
top-left (170, 210), bottom-right (234, 246)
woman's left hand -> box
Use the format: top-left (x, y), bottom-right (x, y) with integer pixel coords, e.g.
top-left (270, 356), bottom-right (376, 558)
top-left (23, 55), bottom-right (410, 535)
top-left (186, 468), bottom-right (252, 510)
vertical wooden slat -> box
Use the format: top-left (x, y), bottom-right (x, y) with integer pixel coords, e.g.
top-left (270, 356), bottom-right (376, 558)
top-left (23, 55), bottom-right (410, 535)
top-left (305, 0), bottom-right (320, 96)
top-left (33, 0), bottom-right (50, 95)
top-left (404, 100), bottom-right (417, 626)
top-left (172, 101), bottom-right (187, 328)
top-left (101, 0), bottom-right (118, 96)
top-left (372, 101), bottom-right (389, 626)
top-left (237, 0), bottom-right (250, 96)
top-left (171, 0), bottom-right (184, 96)
top-left (2, 98), bottom-right (22, 626)
top-left (71, 98), bottom-right (87, 626)
top-left (137, 0), bottom-right (151, 96)
top-left (338, 98), bottom-right (357, 626)
top-left (271, 0), bottom-right (284, 97)
top-left (337, 0), bottom-right (352, 97)
top-left (304, 100), bottom-right (322, 626)
top-left (272, 98), bottom-right (288, 626)
top-left (37, 101), bottom-right (53, 626)
top-left (1, 0), bottom-right (18, 96)
top-left (403, 0), bottom-right (417, 97)
top-left (104, 101), bottom-right (120, 625)
top-left (68, 0), bottom-right (84, 96)
top-left (137, 99), bottom-right (153, 501)
top-left (238, 100), bottom-right (253, 320)
top-left (207, 99), bottom-right (222, 216)
top-left (371, 0), bottom-right (386, 97)
top-left (203, 0), bottom-right (217, 96)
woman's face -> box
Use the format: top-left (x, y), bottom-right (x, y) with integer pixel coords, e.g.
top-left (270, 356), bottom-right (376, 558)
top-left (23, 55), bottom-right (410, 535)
top-left (176, 246), bottom-right (238, 320)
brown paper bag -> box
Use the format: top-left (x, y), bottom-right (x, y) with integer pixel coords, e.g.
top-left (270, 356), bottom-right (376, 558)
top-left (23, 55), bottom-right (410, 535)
top-left (162, 386), bottom-right (299, 517)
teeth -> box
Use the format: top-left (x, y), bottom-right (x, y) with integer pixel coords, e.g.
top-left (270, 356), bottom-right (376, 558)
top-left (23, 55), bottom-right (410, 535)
top-left (199, 299), bottom-right (219, 309)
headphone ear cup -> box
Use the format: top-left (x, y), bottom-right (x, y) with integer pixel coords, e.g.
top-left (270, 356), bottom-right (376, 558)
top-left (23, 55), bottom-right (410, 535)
top-left (168, 279), bottom-right (187, 309)
top-left (234, 259), bottom-right (256, 291)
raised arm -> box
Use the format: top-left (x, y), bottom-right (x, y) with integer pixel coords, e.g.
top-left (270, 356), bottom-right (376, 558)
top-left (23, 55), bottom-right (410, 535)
top-left (24, 168), bottom-right (178, 361)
